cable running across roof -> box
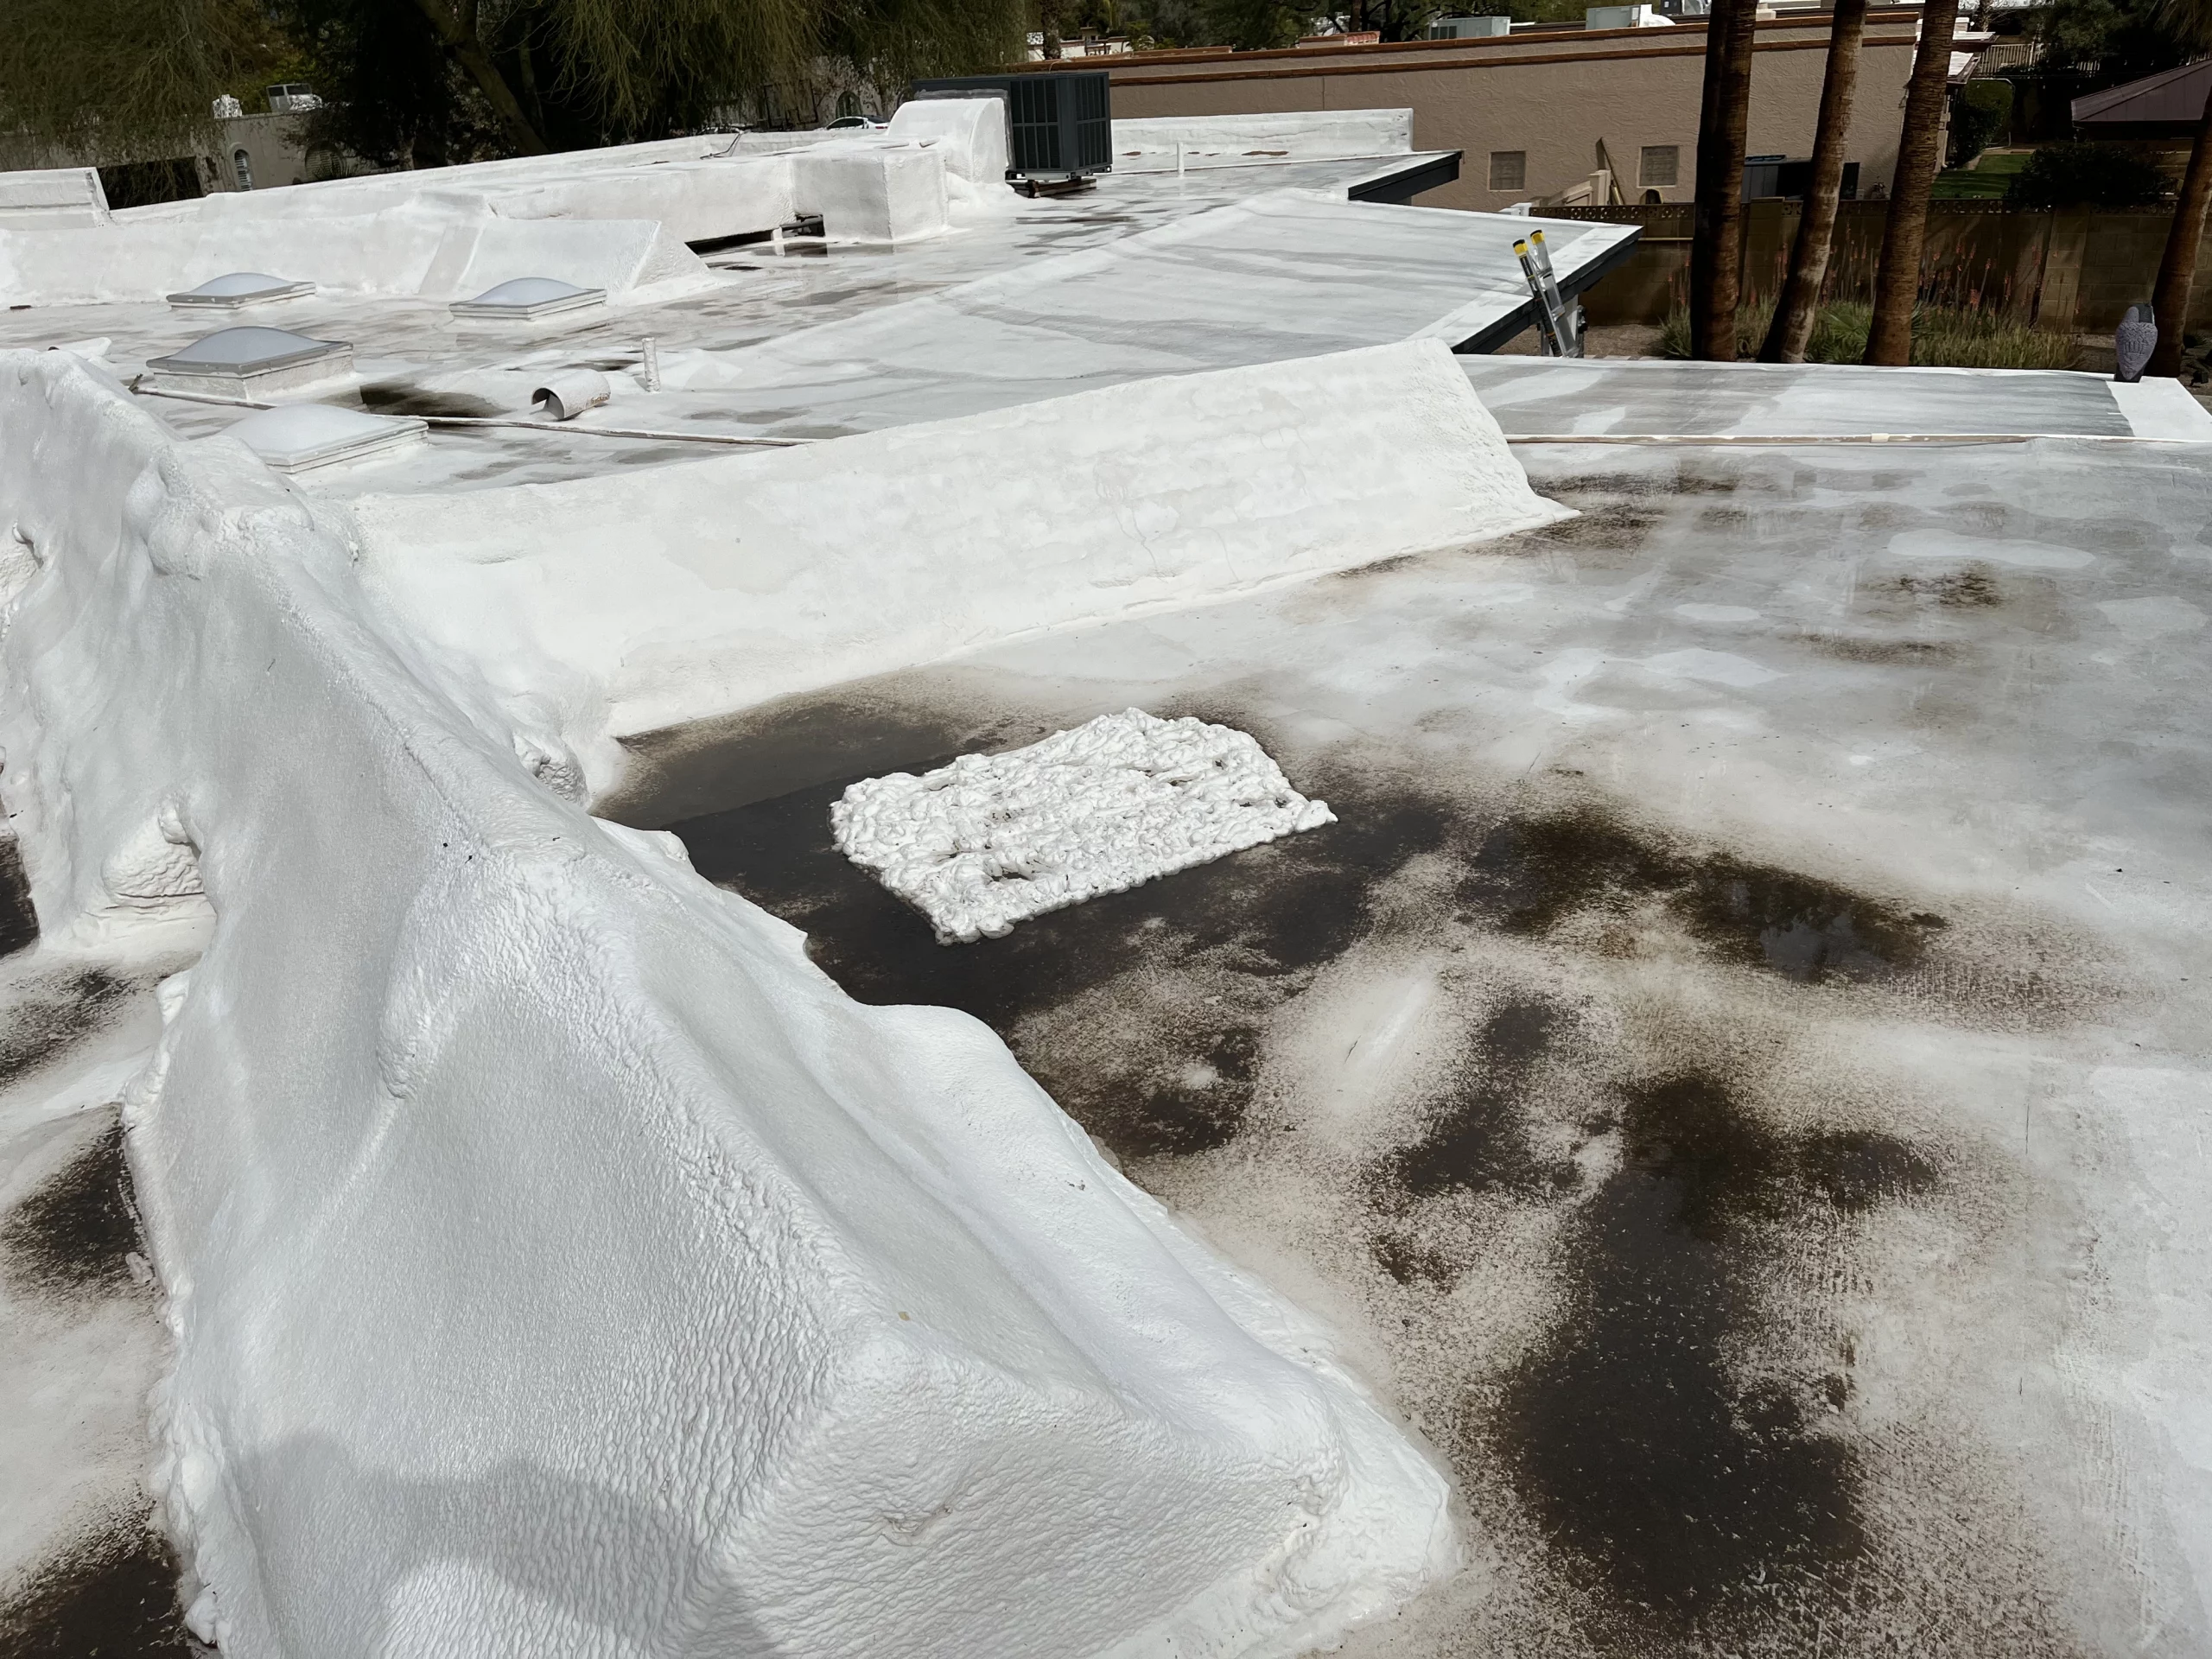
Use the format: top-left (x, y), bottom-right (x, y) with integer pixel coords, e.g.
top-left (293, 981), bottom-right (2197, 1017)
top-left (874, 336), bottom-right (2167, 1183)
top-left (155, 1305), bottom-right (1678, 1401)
top-left (131, 387), bottom-right (2200, 453)
top-left (129, 384), bottom-right (813, 448)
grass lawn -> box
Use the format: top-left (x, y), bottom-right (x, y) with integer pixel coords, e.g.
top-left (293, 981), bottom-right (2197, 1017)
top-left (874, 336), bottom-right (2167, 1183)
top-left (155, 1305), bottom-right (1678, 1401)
top-left (1659, 297), bottom-right (2081, 370)
top-left (1931, 148), bottom-right (2031, 200)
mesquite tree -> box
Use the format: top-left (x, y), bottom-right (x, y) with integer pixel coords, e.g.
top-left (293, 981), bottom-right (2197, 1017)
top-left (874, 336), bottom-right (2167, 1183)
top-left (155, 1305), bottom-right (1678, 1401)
top-left (0, 0), bottom-right (284, 165)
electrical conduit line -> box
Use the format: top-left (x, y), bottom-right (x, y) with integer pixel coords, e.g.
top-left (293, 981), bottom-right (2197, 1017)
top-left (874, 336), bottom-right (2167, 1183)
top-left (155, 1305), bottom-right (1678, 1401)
top-left (128, 390), bottom-right (2188, 453)
top-left (128, 383), bottom-right (810, 448)
top-left (1501, 432), bottom-right (2197, 444)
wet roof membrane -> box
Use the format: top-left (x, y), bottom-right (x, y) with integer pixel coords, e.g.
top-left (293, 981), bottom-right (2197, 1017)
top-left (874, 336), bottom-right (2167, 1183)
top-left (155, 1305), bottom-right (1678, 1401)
top-left (1457, 355), bottom-right (2184, 439)
top-left (450, 277), bottom-right (607, 321)
top-left (221, 404), bottom-right (425, 474)
top-left (166, 272), bottom-right (315, 309)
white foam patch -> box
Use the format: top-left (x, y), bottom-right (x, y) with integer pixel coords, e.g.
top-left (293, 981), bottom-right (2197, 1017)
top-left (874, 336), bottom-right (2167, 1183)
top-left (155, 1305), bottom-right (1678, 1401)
top-left (832, 709), bottom-right (1337, 944)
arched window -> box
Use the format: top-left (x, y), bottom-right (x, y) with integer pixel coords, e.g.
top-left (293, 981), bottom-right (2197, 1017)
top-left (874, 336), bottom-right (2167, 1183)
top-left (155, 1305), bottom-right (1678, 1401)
top-left (232, 149), bottom-right (254, 191)
top-left (836, 91), bottom-right (861, 120)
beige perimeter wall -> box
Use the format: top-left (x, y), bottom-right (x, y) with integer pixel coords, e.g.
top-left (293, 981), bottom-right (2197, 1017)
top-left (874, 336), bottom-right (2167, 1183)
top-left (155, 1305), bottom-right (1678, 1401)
top-left (1571, 200), bottom-right (2212, 334)
top-left (1096, 19), bottom-right (1921, 214)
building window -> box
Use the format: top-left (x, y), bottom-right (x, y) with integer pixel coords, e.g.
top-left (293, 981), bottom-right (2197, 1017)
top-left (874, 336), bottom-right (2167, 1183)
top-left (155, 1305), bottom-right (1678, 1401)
top-left (1639, 145), bottom-right (1679, 188)
top-left (1489, 150), bottom-right (1526, 192)
top-left (232, 148), bottom-right (254, 191)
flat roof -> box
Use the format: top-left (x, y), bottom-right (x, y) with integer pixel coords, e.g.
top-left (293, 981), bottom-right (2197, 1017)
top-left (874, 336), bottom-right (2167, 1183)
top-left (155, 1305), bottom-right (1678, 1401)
top-left (9, 106), bottom-right (2212, 1659)
top-left (3, 145), bottom-right (1643, 499)
top-left (614, 416), bottom-right (2212, 1655)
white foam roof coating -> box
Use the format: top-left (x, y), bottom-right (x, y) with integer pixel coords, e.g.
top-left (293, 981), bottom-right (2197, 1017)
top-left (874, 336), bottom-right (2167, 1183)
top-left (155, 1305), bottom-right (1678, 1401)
top-left (144, 326), bottom-right (346, 374)
top-left (450, 276), bottom-right (607, 318)
top-left (167, 271), bottom-right (315, 307)
top-left (832, 709), bottom-right (1337, 944)
top-left (222, 404), bottom-right (426, 472)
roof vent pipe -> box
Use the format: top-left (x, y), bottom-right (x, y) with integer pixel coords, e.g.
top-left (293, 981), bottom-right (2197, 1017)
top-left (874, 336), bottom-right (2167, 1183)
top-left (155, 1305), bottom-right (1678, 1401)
top-left (531, 368), bottom-right (611, 422)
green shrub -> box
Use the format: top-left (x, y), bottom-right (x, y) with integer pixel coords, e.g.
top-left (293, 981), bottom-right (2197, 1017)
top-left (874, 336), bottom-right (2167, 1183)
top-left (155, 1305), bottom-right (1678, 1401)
top-left (1962, 77), bottom-right (2015, 126)
top-left (2005, 141), bottom-right (2170, 208)
top-left (1951, 81), bottom-right (2015, 166)
top-left (1656, 296), bottom-right (1776, 359)
top-left (1656, 300), bottom-right (2079, 370)
top-left (1907, 305), bottom-right (2082, 369)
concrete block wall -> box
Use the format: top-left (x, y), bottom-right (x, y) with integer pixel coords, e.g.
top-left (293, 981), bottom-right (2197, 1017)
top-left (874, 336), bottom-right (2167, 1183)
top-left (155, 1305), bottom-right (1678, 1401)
top-left (1573, 200), bottom-right (2212, 335)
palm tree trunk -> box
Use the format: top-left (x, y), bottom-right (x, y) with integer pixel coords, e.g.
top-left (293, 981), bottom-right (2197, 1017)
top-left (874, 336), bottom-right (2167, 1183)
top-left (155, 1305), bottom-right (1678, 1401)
top-left (1866, 0), bottom-right (1960, 365)
top-left (2149, 82), bottom-right (2212, 378)
top-left (1690, 0), bottom-right (1760, 359)
top-left (410, 0), bottom-right (549, 156)
top-left (1759, 0), bottom-right (1869, 361)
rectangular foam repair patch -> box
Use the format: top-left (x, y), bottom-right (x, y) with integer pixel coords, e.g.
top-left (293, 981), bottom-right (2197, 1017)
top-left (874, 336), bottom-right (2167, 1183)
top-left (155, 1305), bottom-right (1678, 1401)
top-left (831, 709), bottom-right (1335, 944)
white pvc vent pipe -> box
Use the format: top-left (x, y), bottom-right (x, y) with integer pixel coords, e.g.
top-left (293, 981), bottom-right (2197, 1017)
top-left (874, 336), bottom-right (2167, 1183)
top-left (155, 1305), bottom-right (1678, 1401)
top-left (531, 369), bottom-right (611, 423)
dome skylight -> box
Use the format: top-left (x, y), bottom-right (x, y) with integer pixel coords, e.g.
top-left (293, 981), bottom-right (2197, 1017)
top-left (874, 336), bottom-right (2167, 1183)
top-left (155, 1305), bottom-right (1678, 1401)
top-left (450, 277), bottom-right (607, 321)
top-left (220, 404), bottom-right (427, 474)
top-left (143, 326), bottom-right (353, 395)
top-left (167, 272), bottom-right (316, 309)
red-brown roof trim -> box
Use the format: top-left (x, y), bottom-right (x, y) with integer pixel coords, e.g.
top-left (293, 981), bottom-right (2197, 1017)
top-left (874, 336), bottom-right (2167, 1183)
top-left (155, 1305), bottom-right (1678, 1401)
top-left (1015, 10), bottom-right (1927, 73)
top-left (1027, 32), bottom-right (1919, 89)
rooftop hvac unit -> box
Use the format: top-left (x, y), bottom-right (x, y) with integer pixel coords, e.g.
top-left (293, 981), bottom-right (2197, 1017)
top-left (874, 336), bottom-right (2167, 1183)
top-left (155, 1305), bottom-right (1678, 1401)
top-left (909, 72), bottom-right (1112, 186)
top-left (1430, 16), bottom-right (1513, 36)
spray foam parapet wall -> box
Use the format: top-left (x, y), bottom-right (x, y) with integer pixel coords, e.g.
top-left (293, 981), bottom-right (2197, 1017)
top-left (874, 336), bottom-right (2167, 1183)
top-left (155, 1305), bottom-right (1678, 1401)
top-left (0, 349), bottom-right (1463, 1656)
top-left (350, 336), bottom-right (1573, 796)
top-left (0, 103), bottom-right (1027, 304)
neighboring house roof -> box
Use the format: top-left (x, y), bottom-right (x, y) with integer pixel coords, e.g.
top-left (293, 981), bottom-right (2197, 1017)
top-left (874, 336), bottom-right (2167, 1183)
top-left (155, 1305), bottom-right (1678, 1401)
top-left (2074, 58), bottom-right (2212, 127)
top-left (1970, 39), bottom-right (2038, 75)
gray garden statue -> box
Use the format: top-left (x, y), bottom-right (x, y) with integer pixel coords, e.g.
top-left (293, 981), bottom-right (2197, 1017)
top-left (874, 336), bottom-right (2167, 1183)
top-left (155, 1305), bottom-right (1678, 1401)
top-left (2116, 302), bottom-right (2158, 384)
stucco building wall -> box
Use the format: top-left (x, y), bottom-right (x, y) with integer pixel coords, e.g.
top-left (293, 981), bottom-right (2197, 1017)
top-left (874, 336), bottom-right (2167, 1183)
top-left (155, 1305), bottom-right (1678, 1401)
top-left (1062, 16), bottom-right (1923, 213)
top-left (213, 112), bottom-right (316, 193)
